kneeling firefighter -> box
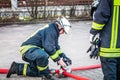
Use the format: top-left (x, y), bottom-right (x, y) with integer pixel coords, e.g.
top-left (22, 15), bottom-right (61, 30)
top-left (6, 16), bottom-right (72, 80)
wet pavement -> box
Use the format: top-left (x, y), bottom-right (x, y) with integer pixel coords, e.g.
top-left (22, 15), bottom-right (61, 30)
top-left (0, 21), bottom-right (103, 80)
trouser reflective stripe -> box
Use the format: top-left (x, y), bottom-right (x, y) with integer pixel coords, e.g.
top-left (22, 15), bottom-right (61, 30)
top-left (23, 64), bottom-right (28, 76)
top-left (37, 65), bottom-right (48, 71)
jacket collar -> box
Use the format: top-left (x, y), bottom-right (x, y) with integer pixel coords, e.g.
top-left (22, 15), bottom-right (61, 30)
top-left (50, 22), bottom-right (59, 37)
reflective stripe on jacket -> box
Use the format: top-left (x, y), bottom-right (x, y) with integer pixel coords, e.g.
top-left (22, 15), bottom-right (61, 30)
top-left (90, 0), bottom-right (120, 57)
top-left (20, 45), bottom-right (40, 55)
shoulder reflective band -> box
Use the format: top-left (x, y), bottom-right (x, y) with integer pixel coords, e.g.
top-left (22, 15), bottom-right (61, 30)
top-left (110, 6), bottom-right (119, 48)
top-left (23, 64), bottom-right (28, 76)
top-left (92, 22), bottom-right (105, 30)
top-left (114, 0), bottom-right (120, 5)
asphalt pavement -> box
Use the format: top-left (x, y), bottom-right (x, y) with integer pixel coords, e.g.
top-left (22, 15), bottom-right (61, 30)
top-left (0, 21), bottom-right (103, 80)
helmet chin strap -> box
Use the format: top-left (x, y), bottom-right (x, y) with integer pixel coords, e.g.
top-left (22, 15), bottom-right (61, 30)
top-left (56, 21), bottom-right (65, 34)
top-left (56, 21), bottom-right (63, 31)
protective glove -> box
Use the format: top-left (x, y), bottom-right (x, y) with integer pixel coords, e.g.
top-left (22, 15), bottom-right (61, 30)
top-left (89, 34), bottom-right (95, 43)
top-left (90, 47), bottom-right (100, 59)
top-left (59, 53), bottom-right (72, 66)
top-left (57, 58), bottom-right (67, 68)
top-left (87, 37), bottom-right (101, 59)
top-left (62, 56), bottom-right (72, 66)
top-left (89, 33), bottom-right (99, 43)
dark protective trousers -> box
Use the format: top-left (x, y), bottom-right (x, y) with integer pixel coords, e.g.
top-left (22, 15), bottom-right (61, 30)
top-left (100, 57), bottom-right (120, 80)
top-left (16, 48), bottom-right (49, 77)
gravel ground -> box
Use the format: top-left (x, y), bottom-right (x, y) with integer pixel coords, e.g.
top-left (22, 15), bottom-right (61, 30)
top-left (0, 21), bottom-right (103, 80)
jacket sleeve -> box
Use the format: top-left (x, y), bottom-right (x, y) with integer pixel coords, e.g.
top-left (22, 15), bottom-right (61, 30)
top-left (90, 0), bottom-right (111, 35)
top-left (43, 29), bottom-right (61, 62)
top-left (55, 43), bottom-right (65, 57)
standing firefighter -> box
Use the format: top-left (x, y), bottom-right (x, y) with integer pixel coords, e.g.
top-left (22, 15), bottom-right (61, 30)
top-left (6, 16), bottom-right (72, 80)
top-left (89, 0), bottom-right (120, 80)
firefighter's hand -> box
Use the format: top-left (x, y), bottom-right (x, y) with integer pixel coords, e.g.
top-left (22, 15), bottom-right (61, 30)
top-left (90, 34), bottom-right (95, 43)
top-left (63, 56), bottom-right (72, 66)
top-left (59, 53), bottom-right (72, 66)
top-left (89, 33), bottom-right (99, 43)
top-left (89, 46), bottom-right (100, 59)
top-left (87, 37), bottom-right (101, 60)
top-left (57, 58), bottom-right (67, 68)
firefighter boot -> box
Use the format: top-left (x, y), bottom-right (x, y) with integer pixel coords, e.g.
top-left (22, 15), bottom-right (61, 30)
top-left (43, 74), bottom-right (55, 80)
top-left (41, 68), bottom-right (55, 80)
top-left (6, 61), bottom-right (17, 78)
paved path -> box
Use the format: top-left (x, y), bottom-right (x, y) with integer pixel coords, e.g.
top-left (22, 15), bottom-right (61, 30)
top-left (0, 21), bottom-right (103, 80)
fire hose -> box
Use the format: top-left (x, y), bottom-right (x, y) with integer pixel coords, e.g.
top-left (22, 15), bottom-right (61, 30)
top-left (0, 68), bottom-right (8, 74)
top-left (0, 64), bottom-right (101, 80)
top-left (62, 71), bottom-right (90, 80)
top-left (49, 64), bottom-right (101, 80)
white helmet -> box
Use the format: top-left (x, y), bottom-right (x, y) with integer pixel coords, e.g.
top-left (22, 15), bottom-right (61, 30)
top-left (56, 16), bottom-right (71, 34)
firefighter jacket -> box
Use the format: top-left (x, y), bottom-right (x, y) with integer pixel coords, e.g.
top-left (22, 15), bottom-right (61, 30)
top-left (20, 22), bottom-right (63, 62)
top-left (90, 0), bottom-right (120, 58)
